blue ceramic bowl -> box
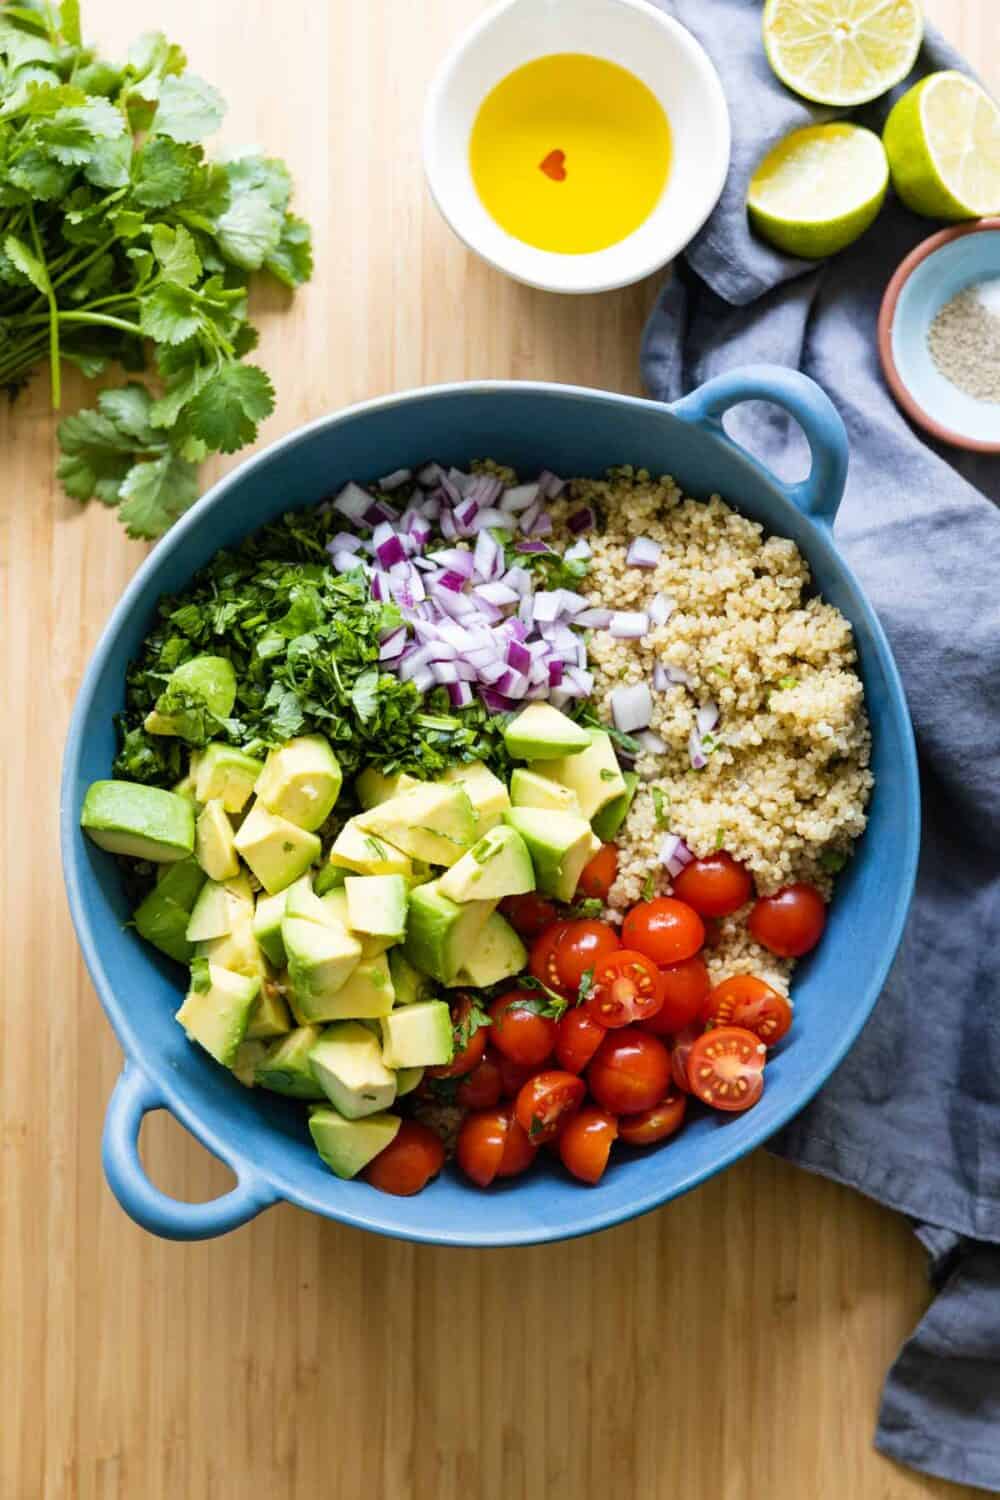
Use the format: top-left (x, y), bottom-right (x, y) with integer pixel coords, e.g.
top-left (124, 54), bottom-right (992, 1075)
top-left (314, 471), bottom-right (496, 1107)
top-left (61, 368), bottom-right (920, 1245)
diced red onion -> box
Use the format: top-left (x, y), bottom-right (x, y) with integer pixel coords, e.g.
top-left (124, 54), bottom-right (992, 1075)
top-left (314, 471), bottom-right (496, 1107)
top-left (433, 585), bottom-right (476, 619)
top-left (327, 530), bottom-right (362, 554)
top-left (373, 522), bottom-right (406, 569)
top-left (500, 483), bottom-right (539, 513)
top-left (443, 468), bottom-right (469, 502)
top-left (537, 470), bottom-right (566, 499)
top-left (557, 590), bottom-right (588, 616)
top-left (519, 501), bottom-right (541, 535)
top-left (454, 496), bottom-right (480, 531)
top-left (514, 541), bottom-right (551, 555)
top-left (506, 639), bottom-right (532, 674)
top-left (548, 659), bottom-right (564, 687)
top-left (399, 644), bottom-right (436, 679)
top-left (648, 593), bottom-right (675, 627)
top-left (473, 529), bottom-right (504, 581)
top-left (574, 607), bottom-right (612, 629)
top-left (635, 729), bottom-right (666, 754)
top-left (524, 510), bottom-right (552, 538)
top-left (332, 481), bottom-right (372, 521)
top-left (331, 549), bottom-right (366, 574)
top-left (433, 569), bottom-right (467, 593)
top-left (378, 628), bottom-right (407, 661)
top-left (696, 701), bottom-right (719, 735)
top-left (478, 687), bottom-right (517, 713)
top-left (565, 538), bottom-right (592, 563)
top-left (495, 668), bottom-right (529, 698)
top-left (378, 467), bottom-right (412, 492)
top-left (366, 498), bottom-right (399, 525)
top-left (474, 582), bottom-right (518, 608)
top-left (563, 666), bottom-right (594, 697)
top-left (410, 666), bottom-right (435, 695)
top-left (609, 611), bottom-right (648, 639)
top-left (471, 507), bottom-right (508, 534)
top-left (659, 834), bottom-right (694, 878)
top-left (531, 591), bottom-right (564, 625)
top-left (448, 681), bottom-right (473, 708)
top-left (465, 474), bottom-right (504, 508)
top-left (417, 462), bottom-right (444, 488)
top-left (427, 547), bottom-right (474, 577)
top-left (567, 506), bottom-right (594, 534)
top-left (440, 509), bottom-right (457, 541)
top-left (504, 566), bottom-right (531, 595)
top-left (626, 536), bottom-right (661, 569)
top-left (611, 682), bottom-right (652, 732)
top-left (688, 727), bottom-right (707, 771)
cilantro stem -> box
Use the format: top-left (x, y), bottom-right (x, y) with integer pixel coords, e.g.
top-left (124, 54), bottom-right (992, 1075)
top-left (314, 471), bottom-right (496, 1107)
top-left (27, 205), bottom-right (60, 409)
top-left (48, 235), bottom-right (119, 295)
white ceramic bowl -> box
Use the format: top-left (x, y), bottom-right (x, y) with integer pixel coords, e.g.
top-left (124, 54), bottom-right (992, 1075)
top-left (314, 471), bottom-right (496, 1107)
top-left (423, 0), bottom-right (731, 294)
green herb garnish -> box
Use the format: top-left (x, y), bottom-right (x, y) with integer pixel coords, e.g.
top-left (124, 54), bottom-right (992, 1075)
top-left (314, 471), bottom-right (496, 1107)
top-left (642, 871), bottom-right (656, 901)
top-left (454, 999), bottom-right (491, 1051)
top-left (777, 676), bottom-right (798, 691)
top-left (819, 849), bottom-right (848, 874)
top-left (652, 786), bottom-right (668, 826)
top-left (189, 956), bottom-right (211, 993)
top-left (577, 967), bottom-right (595, 1006)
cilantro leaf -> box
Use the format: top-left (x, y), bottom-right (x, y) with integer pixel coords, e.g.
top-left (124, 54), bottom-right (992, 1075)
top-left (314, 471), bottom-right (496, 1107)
top-left (214, 189), bottom-right (283, 270)
top-left (56, 407), bottom-right (137, 503)
top-left (3, 232), bottom-right (48, 293)
top-left (184, 363), bottom-right (274, 452)
top-left (139, 282), bottom-right (205, 344)
top-left (150, 222), bottom-right (201, 286)
top-left (151, 72), bottom-right (224, 142)
top-left (131, 136), bottom-right (194, 208)
top-left (266, 213), bottom-right (313, 288)
top-left (118, 453), bottom-right (200, 538)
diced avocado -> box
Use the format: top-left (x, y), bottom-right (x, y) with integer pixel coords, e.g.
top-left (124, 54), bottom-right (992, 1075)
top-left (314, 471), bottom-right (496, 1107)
top-left (233, 802), bottom-right (320, 894)
top-left (314, 862), bottom-right (348, 895)
top-left (308, 1021), bottom-right (397, 1119)
top-left (591, 770), bottom-right (639, 841)
top-left (230, 1039), bottom-right (270, 1088)
top-left (194, 743), bottom-right (264, 813)
top-left (186, 880), bottom-right (233, 942)
top-left (224, 869), bottom-right (255, 905)
top-left (510, 767), bottom-right (582, 815)
top-left (144, 655), bottom-right (237, 738)
top-left (194, 797), bottom-right (240, 881)
top-left (328, 818), bottom-right (414, 877)
top-left (309, 1106), bottom-right (401, 1178)
top-left (314, 953), bottom-right (395, 1021)
top-left (320, 889), bottom-right (392, 959)
top-left (402, 879), bottom-right (496, 985)
top-left (253, 890), bottom-right (288, 968)
top-left (195, 898), bottom-right (267, 980)
top-left (388, 948), bottom-right (431, 1006)
top-left (448, 911), bottom-right (527, 989)
top-left (547, 729), bottom-right (628, 822)
top-left (356, 767), bottom-right (421, 810)
top-left (380, 999), bottom-right (453, 1069)
top-left (283, 918), bottom-right (363, 1022)
top-left (154, 855), bottom-right (207, 908)
top-left (284, 874), bottom-right (334, 926)
top-left (345, 874), bottom-right (409, 940)
top-left (246, 976), bottom-right (293, 1040)
top-left (439, 761), bottom-right (510, 833)
top-left (133, 856), bottom-right (206, 963)
top-left (254, 1025), bottom-right (326, 1098)
top-left (254, 734), bottom-right (343, 832)
top-left (171, 771), bottom-right (200, 806)
top-left (81, 780), bottom-right (195, 862)
top-left (176, 962), bottom-right (259, 1066)
top-left (357, 783), bottom-right (477, 868)
top-left (437, 825), bottom-right (535, 904)
top-left (503, 702), bottom-right (590, 760)
top-left (396, 1065), bottom-right (424, 1097)
top-left (503, 807), bottom-right (597, 902)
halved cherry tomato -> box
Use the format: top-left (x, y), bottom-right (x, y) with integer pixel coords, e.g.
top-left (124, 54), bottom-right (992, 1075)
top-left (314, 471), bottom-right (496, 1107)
top-left (639, 955), bottom-right (710, 1035)
top-left (555, 1006), bottom-right (607, 1074)
top-left (529, 922), bottom-right (572, 994)
top-left (585, 949), bottom-right (664, 1028)
top-left (456, 1053), bottom-right (503, 1111)
top-left (515, 1070), bottom-right (586, 1142)
top-left (576, 842), bottom-right (619, 900)
top-left (587, 1028), bottom-right (672, 1114)
top-left (456, 1109), bottom-right (508, 1187)
top-left (687, 1026), bottom-right (766, 1113)
top-left (488, 991), bottom-right (557, 1067)
top-left (553, 919), bottom-right (620, 992)
top-left (363, 1120), bottom-right (445, 1196)
top-left (621, 897), bottom-right (705, 965)
top-left (558, 1107), bottom-right (618, 1184)
top-left (495, 1051), bottom-right (536, 1099)
top-left (497, 1105), bottom-right (537, 1178)
top-left (670, 1024), bottom-right (701, 1094)
top-left (428, 993), bottom-right (489, 1079)
top-left (749, 884), bottom-right (826, 957)
top-left (501, 892), bottom-right (559, 941)
top-left (617, 1091), bottom-right (687, 1146)
top-left (702, 974), bottom-right (793, 1046)
top-left (671, 852), bottom-right (753, 917)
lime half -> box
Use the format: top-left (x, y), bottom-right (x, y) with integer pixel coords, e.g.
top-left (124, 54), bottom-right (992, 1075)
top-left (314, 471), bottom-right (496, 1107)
top-left (884, 70), bottom-right (1000, 219)
top-left (748, 123), bottom-right (889, 259)
top-left (763, 0), bottom-right (923, 108)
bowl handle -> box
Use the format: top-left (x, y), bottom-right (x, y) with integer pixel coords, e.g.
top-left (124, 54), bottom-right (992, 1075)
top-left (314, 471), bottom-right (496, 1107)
top-left (669, 364), bottom-right (849, 527)
top-left (102, 1063), bottom-right (279, 1241)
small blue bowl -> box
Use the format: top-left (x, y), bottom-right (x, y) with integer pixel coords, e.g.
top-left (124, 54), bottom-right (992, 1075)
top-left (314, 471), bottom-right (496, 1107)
top-left (61, 369), bottom-right (920, 1245)
top-left (879, 218), bottom-right (1000, 451)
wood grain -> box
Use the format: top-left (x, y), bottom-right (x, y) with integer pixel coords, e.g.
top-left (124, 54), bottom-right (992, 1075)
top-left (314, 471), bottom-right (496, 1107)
top-left (2, 2), bottom-right (994, 1496)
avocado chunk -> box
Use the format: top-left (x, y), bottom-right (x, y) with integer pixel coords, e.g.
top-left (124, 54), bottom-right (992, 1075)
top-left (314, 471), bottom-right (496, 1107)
top-left (591, 770), bottom-right (639, 842)
top-left (144, 655), bottom-right (237, 739)
top-left (254, 1025), bottom-right (326, 1098)
top-left (328, 818), bottom-right (414, 877)
top-left (395, 1065), bottom-right (424, 1097)
top-left (503, 702), bottom-right (590, 761)
top-left (245, 976), bottom-right (293, 1040)
top-left (357, 783), bottom-right (477, 867)
top-left (253, 890), bottom-right (288, 968)
top-left (229, 1038), bottom-right (270, 1088)
top-left (186, 875), bottom-right (251, 943)
top-left (503, 807), bottom-right (598, 902)
top-left (321, 889), bottom-right (394, 959)
top-left (313, 862), bottom-right (348, 896)
top-left (355, 767), bottom-right (422, 810)
top-left (308, 1021), bottom-right (397, 1119)
top-left (233, 802), bottom-right (321, 894)
top-left (254, 734), bottom-right (343, 832)
top-left (510, 767), bottom-right (582, 815)
top-left (133, 856), bottom-right (206, 963)
top-left (439, 761), bottom-right (510, 833)
top-left (546, 729), bottom-right (628, 822)
top-left (176, 962), bottom-right (259, 1066)
top-left (448, 912), bottom-right (527, 989)
top-left (380, 999), bottom-right (454, 1069)
top-left (402, 879), bottom-right (496, 985)
top-left (437, 825), bottom-right (535, 903)
top-left (388, 948), bottom-right (431, 1006)
top-left (194, 743), bottom-right (264, 813)
top-left (194, 797), bottom-right (240, 881)
top-left (284, 873), bottom-right (335, 926)
top-left (81, 780), bottom-right (195, 862)
top-left (195, 897), bottom-right (266, 980)
top-left (309, 1106), bottom-right (401, 1178)
top-left (313, 953), bottom-right (395, 1021)
top-left (283, 917), bottom-right (363, 1022)
top-left (344, 874), bottom-right (409, 940)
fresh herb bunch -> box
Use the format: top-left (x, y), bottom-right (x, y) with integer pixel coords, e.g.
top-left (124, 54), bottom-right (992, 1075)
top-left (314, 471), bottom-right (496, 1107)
top-left (0, 0), bottom-right (313, 538)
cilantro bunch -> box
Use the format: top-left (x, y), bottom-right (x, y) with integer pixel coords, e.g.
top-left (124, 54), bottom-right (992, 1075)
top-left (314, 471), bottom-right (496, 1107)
top-left (0, 0), bottom-right (312, 538)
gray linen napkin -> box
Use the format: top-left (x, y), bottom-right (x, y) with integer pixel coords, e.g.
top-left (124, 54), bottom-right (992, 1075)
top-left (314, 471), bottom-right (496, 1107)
top-left (644, 3), bottom-right (1000, 1489)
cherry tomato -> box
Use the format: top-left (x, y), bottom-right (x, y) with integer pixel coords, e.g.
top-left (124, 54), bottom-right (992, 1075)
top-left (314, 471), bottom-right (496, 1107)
top-left (585, 950), bottom-right (664, 1028)
top-left (687, 1026), bottom-right (766, 1113)
top-left (529, 922), bottom-right (572, 994)
top-left (670, 1024), bottom-right (701, 1094)
top-left (428, 993), bottom-right (488, 1079)
top-left (621, 897), bottom-right (705, 965)
top-left (558, 1107), bottom-right (618, 1184)
top-left (497, 1105), bottom-right (537, 1178)
top-left (702, 974), bottom-right (793, 1047)
top-left (495, 1051), bottom-right (536, 1099)
top-left (577, 843), bottom-right (619, 900)
top-left (501, 892), bottom-right (559, 941)
top-left (749, 884), bottom-right (826, 958)
top-left (488, 991), bottom-right (557, 1067)
top-left (671, 852), bottom-right (753, 917)
top-left (363, 1120), bottom-right (445, 1196)
top-left (514, 1070), bottom-right (586, 1142)
top-left (553, 919), bottom-right (620, 992)
top-left (587, 1028), bottom-right (672, 1115)
top-left (456, 1109), bottom-right (508, 1187)
top-left (639, 955), bottom-right (710, 1036)
top-left (555, 1006), bottom-right (607, 1074)
top-left (455, 1053), bottom-right (503, 1111)
top-left (617, 1091), bottom-right (688, 1146)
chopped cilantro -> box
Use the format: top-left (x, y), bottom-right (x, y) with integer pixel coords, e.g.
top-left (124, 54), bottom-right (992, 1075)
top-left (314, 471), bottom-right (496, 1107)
top-left (819, 849), bottom-right (848, 874)
top-left (777, 676), bottom-right (798, 691)
top-left (566, 897), bottom-right (604, 920)
top-left (454, 999), bottom-right (491, 1051)
top-left (642, 871), bottom-right (656, 901)
top-left (577, 967), bottom-right (595, 1006)
top-left (714, 827), bottom-right (726, 850)
top-left (599, 768), bottom-right (617, 783)
top-left (708, 665), bottom-right (730, 680)
top-left (189, 956), bottom-right (211, 993)
top-left (652, 786), bottom-right (668, 826)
